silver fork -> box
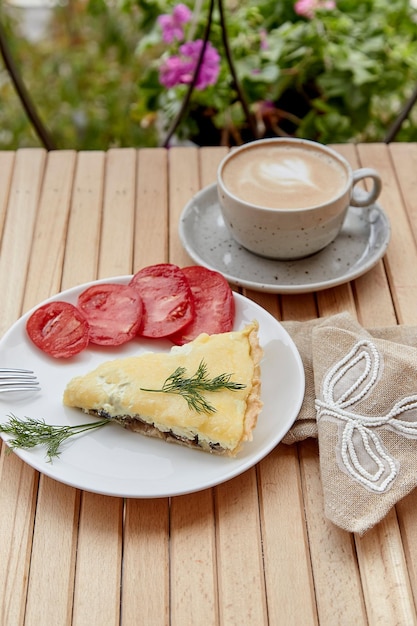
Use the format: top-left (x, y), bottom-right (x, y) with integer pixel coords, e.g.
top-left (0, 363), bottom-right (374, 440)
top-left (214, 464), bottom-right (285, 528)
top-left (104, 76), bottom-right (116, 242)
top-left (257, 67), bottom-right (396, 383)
top-left (0, 368), bottom-right (40, 393)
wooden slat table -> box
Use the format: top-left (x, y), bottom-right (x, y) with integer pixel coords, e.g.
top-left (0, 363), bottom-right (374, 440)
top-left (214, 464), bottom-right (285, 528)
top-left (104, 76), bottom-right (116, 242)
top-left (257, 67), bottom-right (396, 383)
top-left (1, 144), bottom-right (417, 625)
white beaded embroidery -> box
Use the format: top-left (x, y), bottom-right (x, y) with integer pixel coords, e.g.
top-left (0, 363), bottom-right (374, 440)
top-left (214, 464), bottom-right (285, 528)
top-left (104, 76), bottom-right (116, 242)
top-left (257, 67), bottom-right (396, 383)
top-left (315, 339), bottom-right (417, 493)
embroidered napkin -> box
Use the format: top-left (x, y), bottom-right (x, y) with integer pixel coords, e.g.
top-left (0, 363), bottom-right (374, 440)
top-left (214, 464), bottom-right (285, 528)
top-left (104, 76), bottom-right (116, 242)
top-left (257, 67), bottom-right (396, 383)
top-left (281, 312), bottom-right (417, 534)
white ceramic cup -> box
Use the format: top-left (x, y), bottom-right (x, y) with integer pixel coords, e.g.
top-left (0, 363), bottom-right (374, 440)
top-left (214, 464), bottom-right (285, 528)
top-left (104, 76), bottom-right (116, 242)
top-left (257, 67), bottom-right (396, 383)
top-left (217, 138), bottom-right (382, 260)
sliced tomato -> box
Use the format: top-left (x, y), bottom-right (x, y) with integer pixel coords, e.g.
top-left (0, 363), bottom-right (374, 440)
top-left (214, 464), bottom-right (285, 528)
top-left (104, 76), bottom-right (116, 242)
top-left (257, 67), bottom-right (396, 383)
top-left (170, 266), bottom-right (235, 345)
top-left (77, 283), bottom-right (143, 346)
top-left (26, 301), bottom-right (89, 359)
top-left (129, 264), bottom-right (195, 338)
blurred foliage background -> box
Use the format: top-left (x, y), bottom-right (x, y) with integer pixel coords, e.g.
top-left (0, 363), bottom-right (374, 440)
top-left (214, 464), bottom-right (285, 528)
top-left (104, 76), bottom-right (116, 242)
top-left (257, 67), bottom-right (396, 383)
top-left (1, 0), bottom-right (149, 148)
top-left (1, 0), bottom-right (417, 150)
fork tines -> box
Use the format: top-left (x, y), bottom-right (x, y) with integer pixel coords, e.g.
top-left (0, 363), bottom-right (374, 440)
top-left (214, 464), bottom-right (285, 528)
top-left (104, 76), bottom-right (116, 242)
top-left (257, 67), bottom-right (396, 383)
top-left (0, 368), bottom-right (37, 376)
top-left (0, 368), bottom-right (40, 393)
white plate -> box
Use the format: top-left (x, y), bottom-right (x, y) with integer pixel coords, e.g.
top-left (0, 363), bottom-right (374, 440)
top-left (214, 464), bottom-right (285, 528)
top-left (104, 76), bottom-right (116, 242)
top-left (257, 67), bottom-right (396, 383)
top-left (179, 183), bottom-right (391, 294)
top-left (0, 276), bottom-right (305, 498)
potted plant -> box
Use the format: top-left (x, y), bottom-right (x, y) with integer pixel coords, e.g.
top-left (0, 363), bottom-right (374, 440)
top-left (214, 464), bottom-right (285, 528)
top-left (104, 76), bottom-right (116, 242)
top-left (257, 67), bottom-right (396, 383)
top-left (132, 0), bottom-right (417, 146)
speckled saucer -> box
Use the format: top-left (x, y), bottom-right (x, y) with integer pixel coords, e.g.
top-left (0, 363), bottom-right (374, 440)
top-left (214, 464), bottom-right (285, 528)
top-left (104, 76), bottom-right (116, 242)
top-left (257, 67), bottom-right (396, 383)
top-left (179, 183), bottom-right (391, 294)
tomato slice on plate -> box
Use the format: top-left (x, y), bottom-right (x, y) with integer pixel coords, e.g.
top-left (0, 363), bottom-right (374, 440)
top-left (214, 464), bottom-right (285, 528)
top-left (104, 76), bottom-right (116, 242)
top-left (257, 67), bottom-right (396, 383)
top-left (26, 301), bottom-right (89, 358)
top-left (77, 283), bottom-right (143, 346)
top-left (170, 266), bottom-right (235, 345)
top-left (129, 264), bottom-right (195, 338)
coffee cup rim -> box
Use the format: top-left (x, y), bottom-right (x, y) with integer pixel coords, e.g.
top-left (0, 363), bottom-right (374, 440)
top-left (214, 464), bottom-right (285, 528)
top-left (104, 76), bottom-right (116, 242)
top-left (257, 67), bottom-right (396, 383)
top-left (217, 137), bottom-right (353, 212)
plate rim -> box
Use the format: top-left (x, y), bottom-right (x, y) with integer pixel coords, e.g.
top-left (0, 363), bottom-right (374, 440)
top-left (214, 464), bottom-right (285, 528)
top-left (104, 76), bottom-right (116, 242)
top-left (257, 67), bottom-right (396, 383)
top-left (179, 182), bottom-right (391, 294)
top-left (0, 276), bottom-right (305, 498)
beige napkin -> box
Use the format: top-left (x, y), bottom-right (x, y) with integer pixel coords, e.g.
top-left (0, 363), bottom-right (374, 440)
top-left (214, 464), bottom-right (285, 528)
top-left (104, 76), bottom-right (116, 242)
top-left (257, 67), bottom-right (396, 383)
top-left (281, 312), bottom-right (417, 534)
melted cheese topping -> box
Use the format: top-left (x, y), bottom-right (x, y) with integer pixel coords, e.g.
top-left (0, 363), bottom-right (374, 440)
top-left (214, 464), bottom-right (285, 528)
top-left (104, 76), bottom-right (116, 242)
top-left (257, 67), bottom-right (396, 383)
top-left (63, 322), bottom-right (263, 456)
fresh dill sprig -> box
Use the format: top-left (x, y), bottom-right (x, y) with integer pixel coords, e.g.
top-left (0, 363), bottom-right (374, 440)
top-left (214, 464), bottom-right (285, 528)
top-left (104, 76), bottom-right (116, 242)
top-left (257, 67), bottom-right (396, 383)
top-left (0, 414), bottom-right (110, 462)
top-left (140, 359), bottom-right (246, 414)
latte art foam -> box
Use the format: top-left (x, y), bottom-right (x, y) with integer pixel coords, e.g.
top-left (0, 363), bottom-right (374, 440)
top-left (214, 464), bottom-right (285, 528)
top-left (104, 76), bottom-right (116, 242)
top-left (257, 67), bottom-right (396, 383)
top-left (222, 145), bottom-right (348, 209)
top-left (258, 158), bottom-right (320, 189)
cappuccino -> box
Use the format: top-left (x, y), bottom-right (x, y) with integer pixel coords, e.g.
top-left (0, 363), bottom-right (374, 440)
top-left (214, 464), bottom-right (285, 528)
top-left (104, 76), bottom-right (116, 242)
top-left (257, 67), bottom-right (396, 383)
top-left (221, 143), bottom-right (348, 210)
top-left (217, 138), bottom-right (382, 259)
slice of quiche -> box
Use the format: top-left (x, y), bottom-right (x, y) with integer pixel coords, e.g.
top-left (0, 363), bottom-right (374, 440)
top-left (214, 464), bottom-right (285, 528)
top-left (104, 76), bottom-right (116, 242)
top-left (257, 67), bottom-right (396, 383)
top-left (63, 321), bottom-right (263, 456)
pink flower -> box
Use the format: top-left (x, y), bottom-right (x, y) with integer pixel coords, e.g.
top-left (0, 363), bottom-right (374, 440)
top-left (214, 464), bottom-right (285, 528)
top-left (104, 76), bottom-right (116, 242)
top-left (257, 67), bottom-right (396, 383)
top-left (159, 55), bottom-right (189, 89)
top-left (159, 40), bottom-right (220, 90)
top-left (157, 3), bottom-right (192, 44)
top-left (180, 40), bottom-right (220, 89)
top-left (294, 0), bottom-right (335, 19)
top-left (259, 29), bottom-right (268, 51)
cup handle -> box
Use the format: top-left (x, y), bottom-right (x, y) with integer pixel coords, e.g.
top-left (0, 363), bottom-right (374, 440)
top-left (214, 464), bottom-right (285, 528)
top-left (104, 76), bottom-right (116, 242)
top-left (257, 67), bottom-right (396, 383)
top-left (350, 168), bottom-right (382, 207)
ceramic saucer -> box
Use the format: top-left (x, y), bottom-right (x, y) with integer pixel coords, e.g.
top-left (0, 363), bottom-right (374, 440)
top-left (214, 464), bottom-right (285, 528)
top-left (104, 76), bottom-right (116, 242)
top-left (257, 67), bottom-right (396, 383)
top-left (179, 183), bottom-right (391, 294)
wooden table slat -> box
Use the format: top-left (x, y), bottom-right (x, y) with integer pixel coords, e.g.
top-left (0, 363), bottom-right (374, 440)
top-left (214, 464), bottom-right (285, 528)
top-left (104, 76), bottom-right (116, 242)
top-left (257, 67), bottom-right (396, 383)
top-left (24, 478), bottom-right (80, 626)
top-left (0, 148), bottom-right (46, 336)
top-left (170, 491), bottom-right (218, 625)
top-left (61, 150), bottom-right (105, 289)
top-left (0, 151), bottom-right (15, 242)
top-left (72, 494), bottom-right (123, 626)
top-left (134, 148), bottom-right (169, 268)
top-left (98, 147), bottom-right (137, 279)
top-left (0, 452), bottom-right (38, 626)
top-left (259, 444), bottom-right (318, 626)
top-left (23, 150), bottom-right (77, 310)
top-left (215, 470), bottom-right (268, 626)
top-left (122, 499), bottom-right (170, 625)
